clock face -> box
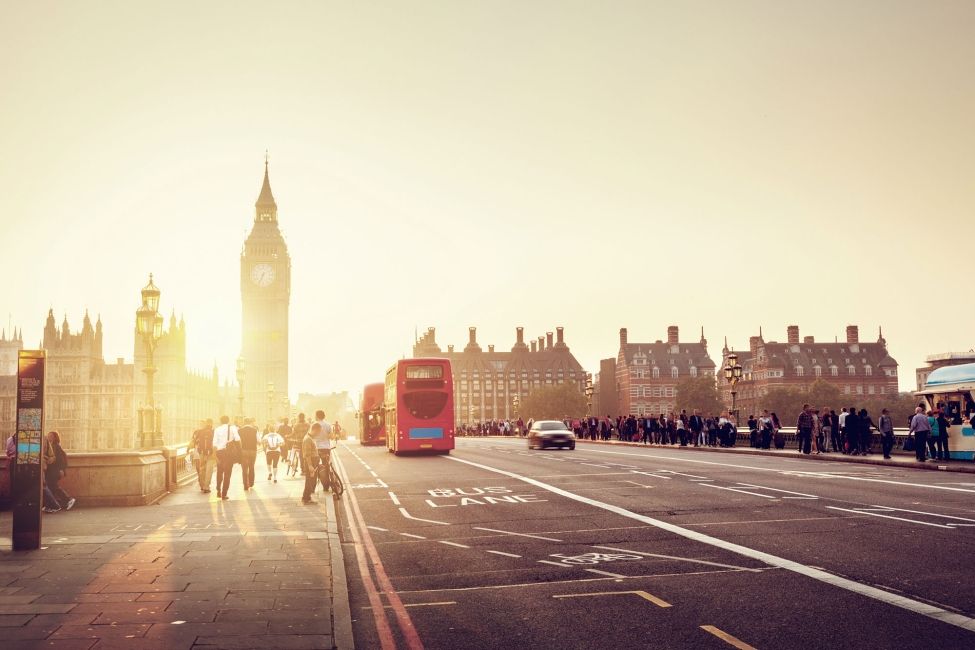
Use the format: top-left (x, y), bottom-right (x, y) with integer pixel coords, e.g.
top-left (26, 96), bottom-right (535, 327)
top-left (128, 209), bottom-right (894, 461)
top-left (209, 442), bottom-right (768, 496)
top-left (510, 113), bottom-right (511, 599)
top-left (250, 263), bottom-right (275, 287)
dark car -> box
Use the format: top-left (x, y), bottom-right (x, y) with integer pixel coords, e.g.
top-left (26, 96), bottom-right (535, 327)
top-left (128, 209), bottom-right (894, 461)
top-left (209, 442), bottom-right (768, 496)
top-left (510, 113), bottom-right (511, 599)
top-left (527, 420), bottom-right (576, 450)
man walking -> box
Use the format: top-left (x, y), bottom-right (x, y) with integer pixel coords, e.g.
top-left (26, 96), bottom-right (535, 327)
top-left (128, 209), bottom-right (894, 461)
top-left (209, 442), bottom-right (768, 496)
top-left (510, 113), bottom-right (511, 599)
top-left (192, 419), bottom-right (215, 493)
top-left (292, 413), bottom-right (309, 476)
top-left (212, 415), bottom-right (240, 500)
top-left (909, 406), bottom-right (931, 462)
top-left (796, 404), bottom-right (814, 455)
top-left (301, 422), bottom-right (321, 504)
top-left (238, 417), bottom-right (259, 491)
top-left (879, 408), bottom-right (895, 459)
top-left (314, 410), bottom-right (335, 493)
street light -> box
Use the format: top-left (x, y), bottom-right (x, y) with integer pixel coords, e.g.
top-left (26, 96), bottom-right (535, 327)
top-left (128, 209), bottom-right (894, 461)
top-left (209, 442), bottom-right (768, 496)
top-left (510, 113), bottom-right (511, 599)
top-left (136, 274), bottom-right (164, 448)
top-left (267, 381), bottom-right (275, 427)
top-left (235, 357), bottom-right (246, 419)
top-left (724, 352), bottom-right (743, 426)
top-left (584, 373), bottom-right (594, 417)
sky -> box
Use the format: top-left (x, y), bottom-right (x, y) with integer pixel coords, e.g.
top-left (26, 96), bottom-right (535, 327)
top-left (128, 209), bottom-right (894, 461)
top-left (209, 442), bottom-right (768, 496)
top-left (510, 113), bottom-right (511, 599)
top-left (1, 1), bottom-right (973, 398)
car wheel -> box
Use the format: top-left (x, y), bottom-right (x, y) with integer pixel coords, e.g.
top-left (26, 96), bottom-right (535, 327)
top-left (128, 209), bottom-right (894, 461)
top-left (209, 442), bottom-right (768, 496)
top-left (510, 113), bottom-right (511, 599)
top-left (569, 443), bottom-right (576, 450)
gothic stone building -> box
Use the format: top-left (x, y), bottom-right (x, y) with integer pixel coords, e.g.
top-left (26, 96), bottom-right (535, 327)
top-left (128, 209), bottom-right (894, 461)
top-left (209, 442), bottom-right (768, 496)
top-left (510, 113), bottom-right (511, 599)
top-left (599, 326), bottom-right (716, 418)
top-left (718, 325), bottom-right (899, 416)
top-left (412, 326), bottom-right (586, 424)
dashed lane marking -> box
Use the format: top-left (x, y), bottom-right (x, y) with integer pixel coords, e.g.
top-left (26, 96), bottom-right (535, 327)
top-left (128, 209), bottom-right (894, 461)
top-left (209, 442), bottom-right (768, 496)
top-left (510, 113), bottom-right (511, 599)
top-left (825, 506), bottom-right (955, 529)
top-left (439, 540), bottom-right (471, 549)
top-left (400, 533), bottom-right (427, 540)
top-left (448, 454), bottom-right (975, 634)
top-left (585, 569), bottom-right (627, 578)
top-left (398, 507), bottom-right (450, 526)
top-left (553, 590), bottom-right (671, 608)
top-left (472, 526), bottom-right (564, 542)
top-left (623, 481), bottom-right (655, 489)
top-left (700, 484), bottom-right (777, 499)
top-left (486, 550), bottom-right (522, 558)
top-left (591, 546), bottom-right (762, 572)
top-left (388, 492), bottom-right (401, 506)
top-left (367, 526), bottom-right (389, 532)
top-left (700, 625), bottom-right (758, 650)
top-left (737, 483), bottom-right (818, 499)
top-left (538, 560), bottom-right (570, 567)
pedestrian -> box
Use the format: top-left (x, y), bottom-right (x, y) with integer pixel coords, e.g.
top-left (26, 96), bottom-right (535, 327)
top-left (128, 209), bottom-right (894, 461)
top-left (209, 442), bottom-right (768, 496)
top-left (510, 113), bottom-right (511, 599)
top-left (926, 410), bottom-right (941, 462)
top-left (846, 405), bottom-right (860, 455)
top-left (301, 422), bottom-right (321, 504)
top-left (314, 410), bottom-right (335, 492)
top-left (758, 410), bottom-right (773, 450)
top-left (838, 407), bottom-right (849, 453)
top-left (690, 411), bottom-right (705, 447)
top-left (878, 408), bottom-right (895, 459)
top-left (858, 409), bottom-right (876, 455)
top-left (828, 410), bottom-right (841, 453)
top-left (796, 404), bottom-right (814, 455)
top-left (45, 431), bottom-right (75, 512)
top-left (264, 420), bottom-right (286, 482)
top-left (936, 408), bottom-right (951, 461)
top-left (771, 412), bottom-right (784, 449)
top-left (908, 406), bottom-right (931, 462)
top-left (193, 418), bottom-right (215, 493)
top-left (238, 417), bottom-right (259, 490)
top-left (292, 413), bottom-right (309, 476)
top-left (212, 415), bottom-right (240, 500)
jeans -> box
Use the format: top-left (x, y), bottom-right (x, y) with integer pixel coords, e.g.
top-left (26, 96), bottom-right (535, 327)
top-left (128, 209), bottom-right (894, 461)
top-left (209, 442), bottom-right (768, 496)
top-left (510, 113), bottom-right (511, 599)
top-left (914, 432), bottom-right (928, 461)
top-left (241, 449), bottom-right (257, 488)
top-left (935, 434), bottom-right (950, 461)
top-left (45, 467), bottom-right (71, 506)
top-left (881, 433), bottom-right (894, 458)
top-left (302, 464), bottom-right (319, 501)
top-left (798, 429), bottom-right (812, 454)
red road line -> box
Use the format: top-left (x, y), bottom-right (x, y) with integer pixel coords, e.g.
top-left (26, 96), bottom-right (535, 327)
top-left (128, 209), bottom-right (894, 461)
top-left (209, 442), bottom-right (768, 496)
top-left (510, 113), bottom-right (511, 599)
top-left (336, 449), bottom-right (425, 650)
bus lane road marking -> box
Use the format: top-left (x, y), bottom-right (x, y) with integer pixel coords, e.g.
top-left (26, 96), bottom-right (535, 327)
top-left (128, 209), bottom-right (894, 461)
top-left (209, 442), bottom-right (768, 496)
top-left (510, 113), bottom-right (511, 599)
top-left (700, 625), bottom-right (758, 650)
top-left (472, 526), bottom-right (563, 542)
top-left (553, 590), bottom-right (672, 608)
top-left (447, 454), bottom-right (975, 634)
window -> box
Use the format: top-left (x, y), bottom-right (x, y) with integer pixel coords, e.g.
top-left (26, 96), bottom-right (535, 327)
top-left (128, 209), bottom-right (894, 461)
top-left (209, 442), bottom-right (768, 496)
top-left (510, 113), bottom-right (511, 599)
top-left (868, 385), bottom-right (875, 394)
top-left (847, 366), bottom-right (856, 376)
top-left (814, 366), bottom-right (822, 377)
top-left (844, 385), bottom-right (851, 394)
top-left (690, 366), bottom-right (698, 377)
top-left (864, 365), bottom-right (873, 376)
top-left (830, 366), bottom-right (838, 376)
top-left (856, 385), bottom-right (863, 395)
top-left (671, 367), bottom-right (679, 379)
top-left (795, 366), bottom-right (804, 377)
top-left (652, 367), bottom-right (660, 379)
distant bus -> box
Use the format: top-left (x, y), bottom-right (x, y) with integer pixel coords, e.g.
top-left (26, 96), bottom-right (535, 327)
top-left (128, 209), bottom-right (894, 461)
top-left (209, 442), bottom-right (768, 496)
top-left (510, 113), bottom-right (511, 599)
top-left (384, 358), bottom-right (455, 455)
top-left (359, 383), bottom-right (386, 446)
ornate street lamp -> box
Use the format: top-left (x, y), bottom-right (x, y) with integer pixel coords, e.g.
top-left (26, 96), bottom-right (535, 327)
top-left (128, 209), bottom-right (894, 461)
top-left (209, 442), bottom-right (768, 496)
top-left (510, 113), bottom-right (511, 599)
top-left (584, 373), bottom-right (594, 417)
top-left (724, 352), bottom-right (744, 426)
top-left (235, 357), bottom-right (246, 419)
top-left (136, 274), bottom-right (164, 448)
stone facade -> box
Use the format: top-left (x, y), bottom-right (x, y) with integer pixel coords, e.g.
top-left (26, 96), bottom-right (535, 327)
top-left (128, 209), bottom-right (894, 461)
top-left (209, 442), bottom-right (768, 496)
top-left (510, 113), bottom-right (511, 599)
top-left (608, 326), bottom-right (716, 417)
top-left (719, 325), bottom-right (898, 415)
top-left (413, 326), bottom-right (586, 424)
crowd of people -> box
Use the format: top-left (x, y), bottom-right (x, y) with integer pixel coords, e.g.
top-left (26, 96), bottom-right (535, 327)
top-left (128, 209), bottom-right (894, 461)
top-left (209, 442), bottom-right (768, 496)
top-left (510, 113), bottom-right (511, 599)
top-left (190, 409), bottom-right (342, 504)
top-left (456, 401), bottom-right (964, 463)
top-left (4, 430), bottom-right (76, 513)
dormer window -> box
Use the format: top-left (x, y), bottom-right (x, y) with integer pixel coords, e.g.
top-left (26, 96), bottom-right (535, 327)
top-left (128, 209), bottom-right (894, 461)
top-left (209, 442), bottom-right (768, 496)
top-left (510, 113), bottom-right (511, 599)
top-left (671, 367), bottom-right (679, 379)
top-left (847, 365), bottom-right (856, 376)
top-left (652, 367), bottom-right (660, 379)
top-left (864, 365), bottom-right (872, 376)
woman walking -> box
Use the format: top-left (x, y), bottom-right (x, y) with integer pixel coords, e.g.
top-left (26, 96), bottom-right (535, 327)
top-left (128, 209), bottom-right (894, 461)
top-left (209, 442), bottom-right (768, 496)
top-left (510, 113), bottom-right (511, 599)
top-left (45, 431), bottom-right (75, 512)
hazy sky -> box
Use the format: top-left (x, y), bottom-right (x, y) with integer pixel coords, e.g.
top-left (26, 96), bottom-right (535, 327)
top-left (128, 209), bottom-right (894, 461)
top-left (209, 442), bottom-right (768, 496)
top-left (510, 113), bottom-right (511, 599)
top-left (2, 1), bottom-right (973, 397)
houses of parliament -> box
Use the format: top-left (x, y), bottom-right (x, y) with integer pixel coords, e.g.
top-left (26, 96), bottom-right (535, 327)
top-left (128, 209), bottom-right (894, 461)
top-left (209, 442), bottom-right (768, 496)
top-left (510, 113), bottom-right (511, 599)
top-left (0, 162), bottom-right (292, 450)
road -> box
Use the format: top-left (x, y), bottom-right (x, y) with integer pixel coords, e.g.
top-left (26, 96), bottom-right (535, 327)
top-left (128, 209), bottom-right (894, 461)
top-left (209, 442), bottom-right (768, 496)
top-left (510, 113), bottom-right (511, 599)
top-left (332, 437), bottom-right (975, 650)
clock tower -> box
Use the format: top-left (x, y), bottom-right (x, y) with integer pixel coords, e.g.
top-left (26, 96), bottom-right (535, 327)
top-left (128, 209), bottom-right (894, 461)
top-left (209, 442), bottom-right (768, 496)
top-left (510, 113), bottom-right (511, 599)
top-left (241, 159), bottom-right (291, 421)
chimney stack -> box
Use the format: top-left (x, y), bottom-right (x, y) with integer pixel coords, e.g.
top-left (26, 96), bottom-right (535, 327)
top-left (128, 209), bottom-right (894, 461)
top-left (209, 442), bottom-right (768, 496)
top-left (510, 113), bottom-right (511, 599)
top-left (787, 325), bottom-right (799, 344)
top-left (556, 326), bottom-right (565, 347)
top-left (516, 327), bottom-right (524, 345)
top-left (448, 344), bottom-right (454, 353)
top-left (538, 336), bottom-right (545, 350)
top-left (803, 336), bottom-right (815, 344)
top-left (846, 325), bottom-right (859, 344)
top-left (546, 332), bottom-right (554, 349)
top-left (488, 344), bottom-right (494, 353)
top-left (667, 326), bottom-right (679, 345)
top-left (531, 340), bottom-right (537, 353)
top-left (469, 327), bottom-right (477, 345)
top-left (620, 328), bottom-right (628, 346)
top-left (749, 336), bottom-right (761, 355)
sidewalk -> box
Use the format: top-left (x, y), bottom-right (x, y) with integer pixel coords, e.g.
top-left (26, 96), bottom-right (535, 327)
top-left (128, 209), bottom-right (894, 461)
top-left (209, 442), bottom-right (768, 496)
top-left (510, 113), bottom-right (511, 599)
top-left (0, 460), bottom-right (353, 650)
top-left (576, 438), bottom-right (975, 474)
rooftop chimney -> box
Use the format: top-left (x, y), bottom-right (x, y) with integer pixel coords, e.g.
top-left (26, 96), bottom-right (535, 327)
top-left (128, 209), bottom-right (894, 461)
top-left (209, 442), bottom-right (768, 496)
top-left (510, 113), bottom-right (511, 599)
top-left (803, 336), bottom-right (815, 344)
top-left (531, 340), bottom-right (537, 353)
top-left (488, 345), bottom-right (495, 353)
top-left (447, 344), bottom-right (454, 353)
top-left (469, 327), bottom-right (477, 344)
top-left (546, 332), bottom-right (554, 349)
top-left (846, 325), bottom-right (859, 344)
top-left (667, 325), bottom-right (679, 345)
top-left (749, 336), bottom-right (761, 355)
top-left (787, 325), bottom-right (799, 345)
top-left (556, 326), bottom-right (565, 347)
top-left (538, 336), bottom-right (545, 350)
top-left (517, 327), bottom-right (524, 345)
top-left (620, 328), bottom-right (628, 346)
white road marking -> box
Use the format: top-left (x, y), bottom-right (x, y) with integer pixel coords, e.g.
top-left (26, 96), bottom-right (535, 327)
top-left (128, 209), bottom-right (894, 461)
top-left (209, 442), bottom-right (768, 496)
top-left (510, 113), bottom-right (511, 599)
top-left (623, 481), bottom-right (655, 489)
top-left (585, 568), bottom-right (627, 578)
top-left (369, 470), bottom-right (379, 478)
top-left (448, 455), bottom-right (975, 634)
top-left (439, 541), bottom-right (470, 549)
top-left (630, 470), bottom-right (671, 479)
top-left (825, 506), bottom-right (956, 529)
top-left (700, 484), bottom-right (777, 499)
top-left (377, 479), bottom-right (389, 488)
top-left (398, 507), bottom-right (450, 526)
top-left (860, 505), bottom-right (975, 523)
top-left (658, 470), bottom-right (709, 479)
top-left (388, 492), bottom-right (401, 506)
top-left (400, 533), bottom-right (427, 539)
top-left (486, 550), bottom-right (522, 558)
top-left (538, 560), bottom-right (570, 567)
top-left (473, 526), bottom-right (564, 542)
top-left (367, 526), bottom-right (389, 532)
top-left (737, 484), bottom-right (818, 498)
top-left (592, 546), bottom-right (762, 572)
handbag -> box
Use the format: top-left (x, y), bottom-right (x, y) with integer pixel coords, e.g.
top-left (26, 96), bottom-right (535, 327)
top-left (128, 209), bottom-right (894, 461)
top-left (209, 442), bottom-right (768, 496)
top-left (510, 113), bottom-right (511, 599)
top-left (903, 435), bottom-right (916, 452)
top-left (225, 427), bottom-right (242, 464)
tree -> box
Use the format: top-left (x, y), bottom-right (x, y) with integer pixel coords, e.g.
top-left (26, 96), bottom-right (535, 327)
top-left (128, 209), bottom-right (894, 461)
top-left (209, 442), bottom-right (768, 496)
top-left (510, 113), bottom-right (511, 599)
top-left (805, 380), bottom-right (842, 410)
top-left (520, 383), bottom-right (587, 420)
top-left (676, 375), bottom-right (722, 415)
top-left (764, 387), bottom-right (805, 424)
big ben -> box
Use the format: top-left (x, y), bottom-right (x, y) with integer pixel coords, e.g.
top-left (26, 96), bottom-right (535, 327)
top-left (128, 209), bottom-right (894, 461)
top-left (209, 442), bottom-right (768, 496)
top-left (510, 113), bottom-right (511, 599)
top-left (241, 159), bottom-right (290, 420)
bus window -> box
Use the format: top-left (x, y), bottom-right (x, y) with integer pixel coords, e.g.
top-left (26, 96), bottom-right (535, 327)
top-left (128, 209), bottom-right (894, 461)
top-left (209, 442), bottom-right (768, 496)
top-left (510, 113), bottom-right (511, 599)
top-left (404, 391), bottom-right (448, 419)
top-left (406, 365), bottom-right (444, 379)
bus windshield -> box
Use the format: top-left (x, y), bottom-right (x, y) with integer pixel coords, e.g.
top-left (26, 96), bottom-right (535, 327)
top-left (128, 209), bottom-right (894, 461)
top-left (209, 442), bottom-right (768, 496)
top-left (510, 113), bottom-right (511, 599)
top-left (404, 391), bottom-right (448, 419)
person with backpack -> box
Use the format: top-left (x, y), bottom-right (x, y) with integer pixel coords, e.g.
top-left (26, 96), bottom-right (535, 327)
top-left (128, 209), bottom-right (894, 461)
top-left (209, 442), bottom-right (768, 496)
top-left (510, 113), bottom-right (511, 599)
top-left (264, 420), bottom-right (286, 482)
top-left (45, 431), bottom-right (75, 512)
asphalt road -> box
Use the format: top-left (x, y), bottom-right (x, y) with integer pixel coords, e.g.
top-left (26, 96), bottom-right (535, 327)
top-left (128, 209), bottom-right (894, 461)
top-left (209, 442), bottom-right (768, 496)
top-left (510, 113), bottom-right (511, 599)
top-left (332, 437), bottom-right (975, 650)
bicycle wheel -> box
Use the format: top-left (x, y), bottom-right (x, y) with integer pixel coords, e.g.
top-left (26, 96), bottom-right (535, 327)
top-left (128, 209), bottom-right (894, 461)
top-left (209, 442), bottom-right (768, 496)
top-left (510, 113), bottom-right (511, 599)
top-left (329, 465), bottom-right (344, 496)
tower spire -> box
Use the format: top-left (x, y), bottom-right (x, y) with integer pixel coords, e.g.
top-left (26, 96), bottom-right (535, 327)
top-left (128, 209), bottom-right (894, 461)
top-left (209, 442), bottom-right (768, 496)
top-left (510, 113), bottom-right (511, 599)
top-left (255, 153), bottom-right (277, 222)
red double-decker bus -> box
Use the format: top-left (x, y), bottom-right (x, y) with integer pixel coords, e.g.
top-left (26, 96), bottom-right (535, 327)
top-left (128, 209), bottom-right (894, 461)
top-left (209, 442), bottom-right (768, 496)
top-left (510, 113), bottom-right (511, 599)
top-left (384, 358), bottom-right (455, 455)
top-left (359, 383), bottom-right (386, 446)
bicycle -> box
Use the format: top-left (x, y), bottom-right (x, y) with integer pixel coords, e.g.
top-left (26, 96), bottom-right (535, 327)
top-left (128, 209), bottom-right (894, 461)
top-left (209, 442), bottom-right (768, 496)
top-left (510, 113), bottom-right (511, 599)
top-left (315, 457), bottom-right (344, 497)
top-left (286, 445), bottom-right (300, 478)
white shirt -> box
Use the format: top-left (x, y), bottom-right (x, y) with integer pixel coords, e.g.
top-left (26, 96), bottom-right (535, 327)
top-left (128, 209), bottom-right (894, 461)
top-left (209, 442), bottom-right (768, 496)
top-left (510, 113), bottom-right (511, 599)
top-left (212, 424), bottom-right (240, 451)
top-left (838, 412), bottom-right (848, 428)
top-left (263, 432), bottom-right (285, 451)
top-left (315, 420), bottom-right (334, 450)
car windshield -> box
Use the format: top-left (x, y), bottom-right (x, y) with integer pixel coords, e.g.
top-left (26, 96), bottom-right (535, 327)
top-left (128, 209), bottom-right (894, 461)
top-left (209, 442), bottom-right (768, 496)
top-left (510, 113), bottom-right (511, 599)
top-left (539, 422), bottom-right (568, 431)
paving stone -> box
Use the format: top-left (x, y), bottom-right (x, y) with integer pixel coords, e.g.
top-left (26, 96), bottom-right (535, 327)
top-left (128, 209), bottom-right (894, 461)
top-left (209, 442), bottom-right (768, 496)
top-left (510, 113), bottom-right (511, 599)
top-left (0, 603), bottom-right (77, 615)
top-left (193, 634), bottom-right (333, 649)
top-left (91, 608), bottom-right (215, 625)
top-left (0, 614), bottom-right (34, 626)
top-left (49, 623), bottom-right (151, 639)
top-left (0, 594), bottom-right (41, 604)
top-left (28, 613), bottom-right (100, 626)
top-left (3, 623), bottom-right (59, 640)
top-left (33, 593), bottom-right (140, 604)
top-left (71, 601), bottom-right (171, 614)
top-left (99, 582), bottom-right (189, 593)
top-left (137, 590), bottom-right (229, 602)
top-left (268, 619), bottom-right (335, 635)
top-left (5, 639), bottom-right (97, 650)
top-left (144, 620), bottom-right (268, 638)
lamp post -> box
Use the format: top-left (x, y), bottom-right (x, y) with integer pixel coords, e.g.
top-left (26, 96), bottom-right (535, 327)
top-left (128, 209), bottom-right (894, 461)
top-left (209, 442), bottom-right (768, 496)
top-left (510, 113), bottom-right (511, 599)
top-left (513, 394), bottom-right (520, 420)
top-left (267, 381), bottom-right (275, 428)
top-left (723, 352), bottom-right (743, 426)
top-left (585, 373), bottom-right (594, 417)
top-left (235, 357), bottom-right (246, 420)
top-left (136, 274), bottom-right (163, 448)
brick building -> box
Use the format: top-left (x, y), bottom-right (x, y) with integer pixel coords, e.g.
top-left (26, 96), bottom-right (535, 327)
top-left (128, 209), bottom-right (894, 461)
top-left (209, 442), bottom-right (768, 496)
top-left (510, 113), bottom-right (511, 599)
top-left (598, 326), bottom-right (716, 418)
top-left (412, 326), bottom-right (586, 424)
top-left (718, 325), bottom-right (898, 416)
